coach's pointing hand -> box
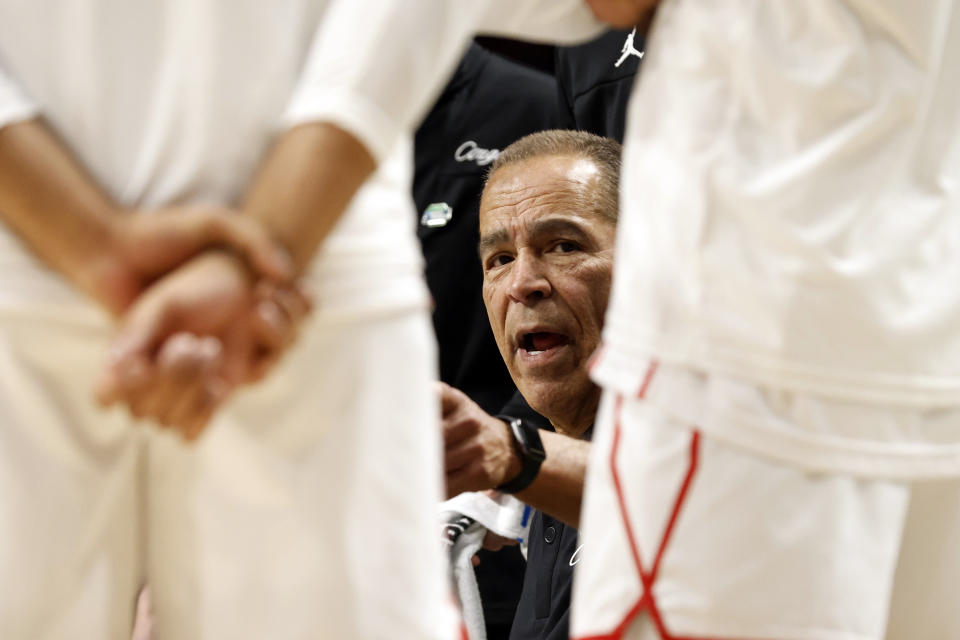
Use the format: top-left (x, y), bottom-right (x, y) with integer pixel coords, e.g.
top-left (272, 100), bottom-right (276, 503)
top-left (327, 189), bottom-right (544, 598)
top-left (439, 382), bottom-right (523, 498)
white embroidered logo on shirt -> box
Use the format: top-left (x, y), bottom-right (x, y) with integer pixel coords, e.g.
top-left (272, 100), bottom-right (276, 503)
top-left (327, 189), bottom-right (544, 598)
top-left (569, 543), bottom-right (584, 567)
top-left (615, 28), bottom-right (644, 68)
top-left (455, 140), bottom-right (500, 167)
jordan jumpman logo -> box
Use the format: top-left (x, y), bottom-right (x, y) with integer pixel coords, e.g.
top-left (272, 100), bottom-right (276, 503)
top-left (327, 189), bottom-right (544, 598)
top-left (615, 27), bottom-right (644, 67)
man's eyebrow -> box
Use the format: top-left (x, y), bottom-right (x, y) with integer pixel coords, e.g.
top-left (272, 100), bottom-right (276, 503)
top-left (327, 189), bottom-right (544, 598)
top-left (478, 228), bottom-right (509, 258)
top-left (528, 217), bottom-right (589, 241)
top-left (477, 216), bottom-right (594, 258)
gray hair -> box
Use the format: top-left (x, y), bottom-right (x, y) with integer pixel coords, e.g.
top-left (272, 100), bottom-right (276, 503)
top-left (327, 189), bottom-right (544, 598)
top-left (487, 129), bottom-right (622, 223)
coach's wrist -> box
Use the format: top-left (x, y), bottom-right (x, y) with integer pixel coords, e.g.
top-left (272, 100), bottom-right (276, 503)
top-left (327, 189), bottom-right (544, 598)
top-left (499, 420), bottom-right (525, 487)
top-left (495, 417), bottom-right (546, 494)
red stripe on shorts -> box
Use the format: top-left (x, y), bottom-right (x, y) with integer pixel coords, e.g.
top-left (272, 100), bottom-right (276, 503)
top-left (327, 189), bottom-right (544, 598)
top-left (575, 360), bottom-right (773, 640)
top-left (575, 384), bottom-right (748, 640)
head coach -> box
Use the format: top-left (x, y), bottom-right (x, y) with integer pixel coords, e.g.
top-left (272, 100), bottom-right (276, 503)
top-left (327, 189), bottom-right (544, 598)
top-left (440, 129), bottom-right (621, 640)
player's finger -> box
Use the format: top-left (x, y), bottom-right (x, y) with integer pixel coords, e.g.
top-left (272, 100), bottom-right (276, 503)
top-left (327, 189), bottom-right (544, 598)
top-left (251, 298), bottom-right (289, 352)
top-left (131, 333), bottom-right (203, 422)
top-left (245, 346), bottom-right (279, 384)
top-left (179, 378), bottom-right (230, 442)
top-left (218, 320), bottom-right (255, 388)
top-left (96, 297), bottom-right (178, 406)
top-left (253, 281), bottom-right (312, 336)
top-left (165, 373), bottom-right (226, 440)
top-left (95, 353), bottom-right (152, 407)
top-left (244, 286), bottom-right (311, 384)
top-left (149, 334), bottom-right (221, 428)
top-left (268, 283), bottom-right (312, 326)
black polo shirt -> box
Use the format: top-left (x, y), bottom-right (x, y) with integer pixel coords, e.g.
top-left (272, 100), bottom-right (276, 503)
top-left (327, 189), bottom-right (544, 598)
top-left (508, 511), bottom-right (580, 640)
top-left (508, 423), bottom-right (590, 640)
top-left (554, 28), bottom-right (644, 142)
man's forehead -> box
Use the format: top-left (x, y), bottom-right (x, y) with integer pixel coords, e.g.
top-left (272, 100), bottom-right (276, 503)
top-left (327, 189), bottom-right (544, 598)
top-left (479, 188), bottom-right (583, 230)
top-left (481, 212), bottom-right (587, 239)
top-left (482, 155), bottom-right (600, 209)
top-left (479, 156), bottom-right (602, 226)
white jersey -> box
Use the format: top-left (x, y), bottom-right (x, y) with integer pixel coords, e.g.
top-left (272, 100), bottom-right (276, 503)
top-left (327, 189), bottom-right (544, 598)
top-left (0, 0), bottom-right (600, 319)
top-left (595, 0), bottom-right (960, 475)
top-left (602, 0), bottom-right (960, 406)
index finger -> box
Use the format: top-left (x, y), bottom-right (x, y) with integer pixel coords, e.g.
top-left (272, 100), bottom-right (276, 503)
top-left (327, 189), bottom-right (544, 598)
top-left (95, 353), bottom-right (152, 407)
top-left (437, 381), bottom-right (467, 417)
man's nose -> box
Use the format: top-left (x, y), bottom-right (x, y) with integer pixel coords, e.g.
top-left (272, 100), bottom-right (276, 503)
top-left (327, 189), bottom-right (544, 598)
top-left (507, 253), bottom-right (551, 303)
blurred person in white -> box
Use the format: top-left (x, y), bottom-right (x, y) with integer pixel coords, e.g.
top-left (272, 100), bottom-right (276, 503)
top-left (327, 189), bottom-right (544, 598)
top-left (0, 1), bottom-right (605, 639)
top-left (570, 1), bottom-right (960, 640)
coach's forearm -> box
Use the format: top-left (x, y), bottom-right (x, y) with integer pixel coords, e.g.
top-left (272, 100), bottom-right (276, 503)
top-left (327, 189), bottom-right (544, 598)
top-left (0, 119), bottom-right (136, 313)
top-left (514, 430), bottom-right (589, 529)
top-left (241, 122), bottom-right (376, 273)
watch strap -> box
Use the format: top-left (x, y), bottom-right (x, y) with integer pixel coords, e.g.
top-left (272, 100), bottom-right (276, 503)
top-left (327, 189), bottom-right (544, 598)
top-left (495, 416), bottom-right (545, 494)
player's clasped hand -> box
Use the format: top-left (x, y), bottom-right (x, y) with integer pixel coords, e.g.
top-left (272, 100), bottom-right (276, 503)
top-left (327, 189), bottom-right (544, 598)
top-left (97, 205), bottom-right (295, 315)
top-left (95, 212), bottom-right (312, 442)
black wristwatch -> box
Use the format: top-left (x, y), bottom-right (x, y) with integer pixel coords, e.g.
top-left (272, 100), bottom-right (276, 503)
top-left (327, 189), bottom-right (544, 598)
top-left (495, 416), bottom-right (546, 494)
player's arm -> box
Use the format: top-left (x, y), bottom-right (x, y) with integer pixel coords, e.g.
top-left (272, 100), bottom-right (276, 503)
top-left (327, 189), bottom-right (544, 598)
top-left (239, 121), bottom-right (374, 272)
top-left (241, 0), bottom-right (604, 266)
top-left (0, 117), bottom-right (293, 315)
top-left (441, 383), bottom-right (589, 529)
top-left (244, 0), bottom-right (497, 267)
top-left (97, 0), bottom-right (483, 430)
top-left (0, 118), bottom-right (134, 312)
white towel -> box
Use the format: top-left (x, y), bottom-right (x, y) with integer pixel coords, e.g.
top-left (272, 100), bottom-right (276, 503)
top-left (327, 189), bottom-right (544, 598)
top-left (442, 514), bottom-right (487, 640)
top-left (442, 492), bottom-right (532, 544)
top-left (440, 493), bottom-right (533, 640)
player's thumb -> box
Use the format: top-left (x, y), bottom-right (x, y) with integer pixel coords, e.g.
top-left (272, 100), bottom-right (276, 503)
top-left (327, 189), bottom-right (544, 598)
top-left (95, 301), bottom-right (175, 406)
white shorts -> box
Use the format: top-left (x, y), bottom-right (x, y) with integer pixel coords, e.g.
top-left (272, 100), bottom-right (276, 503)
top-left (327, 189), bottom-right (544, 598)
top-left (571, 387), bottom-right (960, 640)
top-left (0, 302), bottom-right (456, 640)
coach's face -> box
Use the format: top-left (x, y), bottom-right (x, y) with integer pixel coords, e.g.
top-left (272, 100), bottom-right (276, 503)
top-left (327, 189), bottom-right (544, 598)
top-left (479, 154), bottom-right (615, 436)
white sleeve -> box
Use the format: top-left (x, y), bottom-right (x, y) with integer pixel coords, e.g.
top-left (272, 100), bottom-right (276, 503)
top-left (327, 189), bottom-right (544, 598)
top-left (477, 0), bottom-right (605, 43)
top-left (283, 0), bottom-right (489, 163)
top-left (0, 61), bottom-right (39, 129)
top-left (282, 0), bottom-right (603, 163)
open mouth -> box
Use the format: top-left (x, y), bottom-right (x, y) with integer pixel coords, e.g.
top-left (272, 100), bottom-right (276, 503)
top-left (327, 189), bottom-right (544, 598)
top-left (520, 332), bottom-right (571, 355)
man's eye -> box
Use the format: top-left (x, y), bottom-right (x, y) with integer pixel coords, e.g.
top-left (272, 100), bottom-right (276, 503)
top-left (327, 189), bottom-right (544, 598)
top-left (551, 241), bottom-right (580, 253)
top-left (487, 254), bottom-right (514, 269)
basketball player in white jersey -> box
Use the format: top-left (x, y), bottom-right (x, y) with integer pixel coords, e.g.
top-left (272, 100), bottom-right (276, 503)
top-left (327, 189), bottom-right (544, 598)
top-left (571, 1), bottom-right (960, 639)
